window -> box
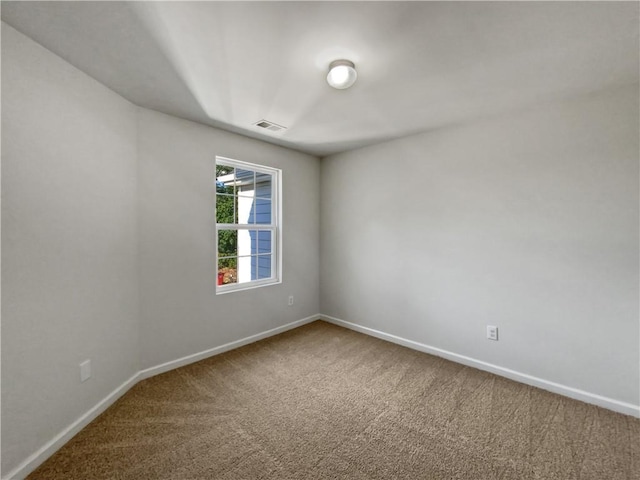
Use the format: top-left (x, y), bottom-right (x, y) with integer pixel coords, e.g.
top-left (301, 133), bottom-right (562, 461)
top-left (216, 156), bottom-right (281, 293)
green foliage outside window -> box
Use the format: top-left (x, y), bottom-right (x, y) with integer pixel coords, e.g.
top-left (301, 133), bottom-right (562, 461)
top-left (216, 165), bottom-right (237, 269)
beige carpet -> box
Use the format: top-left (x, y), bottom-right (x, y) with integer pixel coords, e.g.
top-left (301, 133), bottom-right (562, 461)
top-left (28, 321), bottom-right (639, 479)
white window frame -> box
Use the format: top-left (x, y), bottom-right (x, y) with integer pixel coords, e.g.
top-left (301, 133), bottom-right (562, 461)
top-left (215, 156), bottom-right (282, 294)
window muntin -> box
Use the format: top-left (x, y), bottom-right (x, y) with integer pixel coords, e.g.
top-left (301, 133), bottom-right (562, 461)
top-left (216, 157), bottom-right (280, 293)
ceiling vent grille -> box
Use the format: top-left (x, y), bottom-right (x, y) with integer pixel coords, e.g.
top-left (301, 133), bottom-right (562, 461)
top-left (253, 119), bottom-right (286, 133)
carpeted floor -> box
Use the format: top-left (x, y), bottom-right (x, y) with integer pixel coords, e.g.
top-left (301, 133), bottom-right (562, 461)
top-left (28, 320), bottom-right (639, 479)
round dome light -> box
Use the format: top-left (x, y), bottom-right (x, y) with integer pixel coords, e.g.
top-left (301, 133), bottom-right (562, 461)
top-left (327, 60), bottom-right (357, 90)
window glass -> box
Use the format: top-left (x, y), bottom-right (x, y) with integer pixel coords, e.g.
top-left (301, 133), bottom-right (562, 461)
top-left (215, 157), bottom-right (280, 292)
top-left (236, 169), bottom-right (254, 197)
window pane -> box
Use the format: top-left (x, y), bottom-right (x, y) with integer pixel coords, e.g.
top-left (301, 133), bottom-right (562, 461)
top-left (255, 198), bottom-right (271, 224)
top-left (255, 172), bottom-right (272, 199)
top-left (237, 229), bottom-right (253, 257)
top-left (216, 166), bottom-right (235, 194)
top-left (237, 255), bottom-right (253, 284)
top-left (250, 230), bottom-right (257, 256)
top-left (257, 255), bottom-right (272, 280)
top-left (257, 230), bottom-right (271, 254)
top-left (218, 258), bottom-right (237, 285)
top-left (237, 194), bottom-right (255, 225)
top-left (216, 194), bottom-right (236, 224)
top-left (236, 169), bottom-right (254, 197)
top-left (250, 255), bottom-right (271, 281)
top-left (218, 230), bottom-right (237, 257)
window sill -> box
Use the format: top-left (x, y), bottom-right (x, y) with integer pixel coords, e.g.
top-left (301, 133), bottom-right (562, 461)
top-left (216, 278), bottom-right (282, 295)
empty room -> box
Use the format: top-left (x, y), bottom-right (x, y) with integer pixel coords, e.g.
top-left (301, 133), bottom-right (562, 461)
top-left (2, 1), bottom-right (639, 479)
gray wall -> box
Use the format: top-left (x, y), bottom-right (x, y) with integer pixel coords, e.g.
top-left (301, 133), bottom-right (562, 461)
top-left (137, 108), bottom-right (320, 369)
top-left (2, 24), bottom-right (139, 473)
top-left (320, 86), bottom-right (639, 405)
top-left (1, 24), bottom-right (320, 476)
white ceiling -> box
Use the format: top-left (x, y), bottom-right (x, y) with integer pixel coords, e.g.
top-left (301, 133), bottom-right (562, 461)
top-left (2, 1), bottom-right (638, 157)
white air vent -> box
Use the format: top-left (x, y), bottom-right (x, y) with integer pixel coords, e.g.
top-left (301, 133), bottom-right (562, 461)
top-left (253, 119), bottom-right (286, 133)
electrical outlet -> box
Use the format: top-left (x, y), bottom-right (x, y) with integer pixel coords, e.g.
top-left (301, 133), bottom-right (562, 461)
top-left (486, 326), bottom-right (498, 341)
top-left (288, 295), bottom-right (294, 306)
top-left (80, 359), bottom-right (91, 382)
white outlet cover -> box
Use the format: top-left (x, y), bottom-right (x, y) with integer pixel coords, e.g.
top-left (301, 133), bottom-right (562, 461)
top-left (486, 326), bottom-right (499, 341)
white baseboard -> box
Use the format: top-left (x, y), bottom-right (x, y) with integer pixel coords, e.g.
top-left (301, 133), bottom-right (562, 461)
top-left (2, 315), bottom-right (319, 480)
top-left (320, 314), bottom-right (640, 419)
top-left (1, 373), bottom-right (140, 480)
top-left (6, 312), bottom-right (636, 480)
top-left (137, 314), bottom-right (318, 380)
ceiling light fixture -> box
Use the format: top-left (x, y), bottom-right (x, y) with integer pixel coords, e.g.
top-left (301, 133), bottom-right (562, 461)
top-left (327, 59), bottom-right (357, 90)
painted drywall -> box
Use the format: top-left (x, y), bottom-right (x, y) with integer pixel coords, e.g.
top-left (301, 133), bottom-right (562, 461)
top-left (320, 85), bottom-right (639, 406)
top-left (1, 23), bottom-right (139, 475)
top-left (137, 108), bottom-right (320, 369)
top-left (1, 21), bottom-right (320, 475)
